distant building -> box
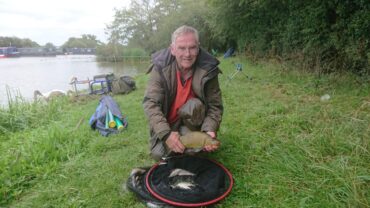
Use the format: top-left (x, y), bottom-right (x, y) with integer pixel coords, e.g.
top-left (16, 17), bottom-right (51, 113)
top-left (18, 47), bottom-right (59, 56)
top-left (63, 48), bottom-right (96, 55)
top-left (1, 47), bottom-right (96, 57)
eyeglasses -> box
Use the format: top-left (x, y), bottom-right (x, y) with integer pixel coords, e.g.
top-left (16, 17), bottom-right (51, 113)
top-left (176, 46), bottom-right (199, 54)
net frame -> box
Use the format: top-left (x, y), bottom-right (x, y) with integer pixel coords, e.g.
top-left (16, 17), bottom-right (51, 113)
top-left (145, 156), bottom-right (234, 207)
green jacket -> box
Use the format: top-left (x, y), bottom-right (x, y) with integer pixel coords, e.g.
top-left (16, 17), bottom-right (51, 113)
top-left (143, 48), bottom-right (223, 146)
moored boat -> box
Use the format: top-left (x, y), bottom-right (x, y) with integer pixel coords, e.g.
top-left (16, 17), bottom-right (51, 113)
top-left (0, 47), bottom-right (20, 58)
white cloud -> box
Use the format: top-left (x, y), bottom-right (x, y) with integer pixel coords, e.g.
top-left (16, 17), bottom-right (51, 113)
top-left (0, 0), bottom-right (130, 46)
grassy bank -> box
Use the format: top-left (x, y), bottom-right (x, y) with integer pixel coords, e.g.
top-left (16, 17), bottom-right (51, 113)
top-left (1, 58), bottom-right (369, 207)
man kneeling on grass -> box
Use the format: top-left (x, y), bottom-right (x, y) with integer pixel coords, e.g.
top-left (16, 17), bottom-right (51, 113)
top-left (143, 25), bottom-right (223, 160)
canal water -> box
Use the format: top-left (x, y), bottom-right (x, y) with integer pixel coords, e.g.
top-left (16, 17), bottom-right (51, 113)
top-left (0, 55), bottom-right (149, 106)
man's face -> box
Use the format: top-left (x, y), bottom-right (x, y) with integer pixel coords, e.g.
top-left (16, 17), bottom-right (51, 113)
top-left (170, 33), bottom-right (199, 70)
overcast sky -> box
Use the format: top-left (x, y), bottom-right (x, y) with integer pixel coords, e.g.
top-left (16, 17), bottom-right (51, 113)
top-left (0, 0), bottom-right (130, 46)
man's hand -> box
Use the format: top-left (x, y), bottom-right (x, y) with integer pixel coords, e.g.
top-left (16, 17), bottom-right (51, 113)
top-left (204, 131), bottom-right (220, 152)
top-left (165, 131), bottom-right (185, 153)
top-left (206, 131), bottom-right (216, 138)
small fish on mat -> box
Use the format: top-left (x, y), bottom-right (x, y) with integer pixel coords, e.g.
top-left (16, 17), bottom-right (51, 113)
top-left (168, 168), bottom-right (197, 190)
top-left (169, 168), bottom-right (195, 177)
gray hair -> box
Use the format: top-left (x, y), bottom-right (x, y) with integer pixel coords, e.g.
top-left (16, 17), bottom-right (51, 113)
top-left (171, 25), bottom-right (199, 45)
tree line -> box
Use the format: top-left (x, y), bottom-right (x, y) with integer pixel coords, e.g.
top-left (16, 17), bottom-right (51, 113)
top-left (0, 34), bottom-right (100, 50)
top-left (104, 0), bottom-right (369, 74)
top-left (0, 37), bottom-right (39, 48)
top-left (2, 0), bottom-right (368, 74)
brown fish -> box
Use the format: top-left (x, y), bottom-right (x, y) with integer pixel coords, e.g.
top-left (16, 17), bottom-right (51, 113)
top-left (179, 131), bottom-right (219, 152)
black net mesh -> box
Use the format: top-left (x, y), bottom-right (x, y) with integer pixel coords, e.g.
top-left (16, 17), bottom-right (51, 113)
top-left (146, 156), bottom-right (232, 204)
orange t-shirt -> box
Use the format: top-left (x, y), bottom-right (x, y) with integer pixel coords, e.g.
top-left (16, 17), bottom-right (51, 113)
top-left (167, 70), bottom-right (195, 124)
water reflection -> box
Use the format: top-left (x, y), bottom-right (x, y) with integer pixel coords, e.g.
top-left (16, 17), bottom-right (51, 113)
top-left (0, 55), bottom-right (149, 105)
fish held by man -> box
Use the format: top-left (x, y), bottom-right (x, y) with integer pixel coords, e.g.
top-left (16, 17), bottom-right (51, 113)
top-left (179, 131), bottom-right (220, 152)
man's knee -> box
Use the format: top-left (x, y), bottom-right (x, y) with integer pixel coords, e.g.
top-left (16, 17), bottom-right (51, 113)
top-left (150, 140), bottom-right (168, 161)
top-left (178, 98), bottom-right (205, 130)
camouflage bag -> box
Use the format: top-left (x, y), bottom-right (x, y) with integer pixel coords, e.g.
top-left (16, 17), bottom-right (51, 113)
top-left (111, 75), bottom-right (136, 95)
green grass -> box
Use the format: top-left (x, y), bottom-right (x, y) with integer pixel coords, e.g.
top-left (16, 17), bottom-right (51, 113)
top-left (1, 57), bottom-right (369, 207)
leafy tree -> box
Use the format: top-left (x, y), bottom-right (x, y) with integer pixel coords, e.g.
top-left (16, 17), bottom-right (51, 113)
top-left (208, 0), bottom-right (370, 74)
top-left (96, 43), bottom-right (148, 62)
top-left (0, 37), bottom-right (39, 47)
top-left (104, 0), bottom-right (369, 74)
top-left (62, 34), bottom-right (102, 49)
top-left (106, 0), bottom-right (214, 53)
top-left (151, 0), bottom-right (215, 50)
top-left (106, 0), bottom-right (158, 51)
top-left (96, 43), bottom-right (125, 62)
top-left (44, 42), bottom-right (56, 50)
